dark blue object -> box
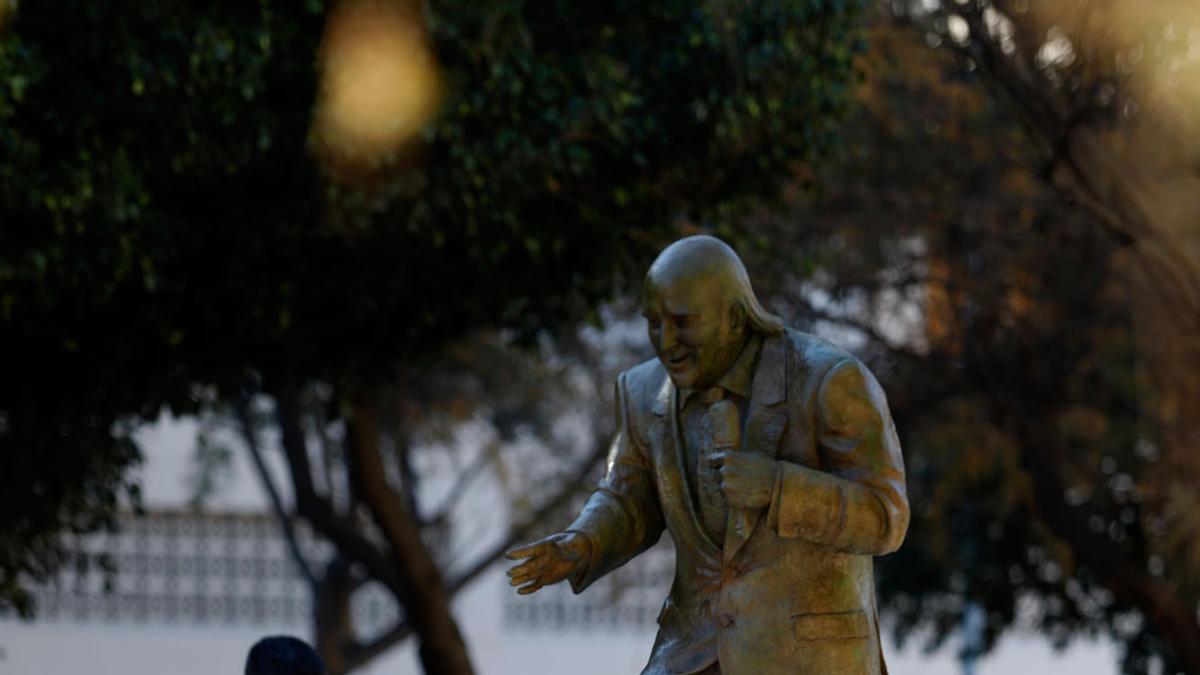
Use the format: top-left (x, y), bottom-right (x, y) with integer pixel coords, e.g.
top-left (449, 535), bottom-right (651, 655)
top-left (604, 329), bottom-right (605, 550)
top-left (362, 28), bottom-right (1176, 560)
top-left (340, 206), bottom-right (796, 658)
top-left (245, 635), bottom-right (326, 675)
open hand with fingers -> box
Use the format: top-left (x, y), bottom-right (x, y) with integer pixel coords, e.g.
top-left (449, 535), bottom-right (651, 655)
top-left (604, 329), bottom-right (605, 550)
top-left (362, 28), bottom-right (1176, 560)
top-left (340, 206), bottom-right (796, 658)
top-left (707, 451), bottom-right (776, 509)
top-left (504, 531), bottom-right (591, 595)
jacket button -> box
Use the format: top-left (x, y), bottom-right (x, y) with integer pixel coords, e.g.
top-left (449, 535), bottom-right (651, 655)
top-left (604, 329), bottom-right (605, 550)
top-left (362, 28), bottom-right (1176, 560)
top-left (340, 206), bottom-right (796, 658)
top-left (719, 614), bottom-right (734, 628)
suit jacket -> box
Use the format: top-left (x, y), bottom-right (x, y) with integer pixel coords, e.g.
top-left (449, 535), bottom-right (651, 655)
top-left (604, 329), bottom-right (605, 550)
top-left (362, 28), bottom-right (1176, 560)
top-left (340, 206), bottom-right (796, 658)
top-left (567, 329), bottom-right (909, 675)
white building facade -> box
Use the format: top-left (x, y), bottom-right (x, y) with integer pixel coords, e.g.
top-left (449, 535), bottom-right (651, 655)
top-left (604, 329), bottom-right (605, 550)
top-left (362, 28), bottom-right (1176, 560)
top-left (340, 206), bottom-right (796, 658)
top-left (0, 417), bottom-right (1120, 675)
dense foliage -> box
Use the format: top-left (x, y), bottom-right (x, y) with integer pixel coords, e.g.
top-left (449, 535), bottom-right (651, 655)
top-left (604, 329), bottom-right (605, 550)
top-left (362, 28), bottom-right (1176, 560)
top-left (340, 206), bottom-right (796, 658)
top-left (739, 5), bottom-right (1200, 673)
top-left (0, 0), bottom-right (867, 650)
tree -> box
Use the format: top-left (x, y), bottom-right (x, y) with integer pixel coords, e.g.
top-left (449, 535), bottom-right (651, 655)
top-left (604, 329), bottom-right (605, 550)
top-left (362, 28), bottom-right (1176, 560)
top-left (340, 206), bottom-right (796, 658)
top-left (733, 4), bottom-right (1200, 673)
top-left (0, 1), bottom-right (869, 672)
top-left (226, 327), bottom-right (637, 674)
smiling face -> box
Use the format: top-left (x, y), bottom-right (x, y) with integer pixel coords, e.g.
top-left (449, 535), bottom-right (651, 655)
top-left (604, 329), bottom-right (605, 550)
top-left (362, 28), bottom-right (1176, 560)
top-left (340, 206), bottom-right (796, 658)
top-left (642, 274), bottom-right (747, 390)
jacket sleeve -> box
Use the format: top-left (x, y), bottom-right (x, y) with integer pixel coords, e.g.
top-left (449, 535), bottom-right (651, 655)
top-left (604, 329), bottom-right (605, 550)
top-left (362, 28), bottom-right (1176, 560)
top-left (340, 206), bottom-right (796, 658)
top-left (565, 372), bottom-right (666, 593)
top-left (766, 358), bottom-right (909, 555)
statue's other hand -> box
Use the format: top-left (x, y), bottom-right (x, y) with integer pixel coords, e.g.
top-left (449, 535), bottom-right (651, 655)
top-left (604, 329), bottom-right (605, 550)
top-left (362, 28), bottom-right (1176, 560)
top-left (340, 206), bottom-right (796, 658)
top-left (504, 531), bottom-right (589, 595)
top-left (708, 451), bottom-right (775, 509)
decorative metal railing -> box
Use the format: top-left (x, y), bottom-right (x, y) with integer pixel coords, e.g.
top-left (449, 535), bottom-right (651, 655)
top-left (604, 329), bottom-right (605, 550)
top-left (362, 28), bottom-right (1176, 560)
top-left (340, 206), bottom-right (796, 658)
top-left (4, 511), bottom-right (674, 634)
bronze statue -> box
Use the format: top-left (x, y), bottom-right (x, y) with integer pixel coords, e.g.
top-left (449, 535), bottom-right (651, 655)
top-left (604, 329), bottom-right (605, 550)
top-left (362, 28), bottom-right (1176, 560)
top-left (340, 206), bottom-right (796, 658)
top-left (506, 235), bottom-right (909, 674)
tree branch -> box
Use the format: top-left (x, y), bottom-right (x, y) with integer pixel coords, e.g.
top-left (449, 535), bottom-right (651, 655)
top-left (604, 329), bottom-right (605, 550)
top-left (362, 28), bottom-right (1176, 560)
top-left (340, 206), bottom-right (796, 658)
top-left (343, 619), bottom-right (414, 672)
top-left (931, 3), bottom-right (1200, 331)
top-left (273, 387), bottom-right (406, 596)
top-left (235, 389), bottom-right (318, 589)
top-left (447, 428), bottom-right (609, 594)
top-left (803, 304), bottom-right (929, 362)
top-left (345, 397), bottom-right (475, 675)
top-left (341, 404), bottom-right (610, 671)
top-left (424, 440), bottom-right (499, 529)
top-left (391, 392), bottom-right (422, 523)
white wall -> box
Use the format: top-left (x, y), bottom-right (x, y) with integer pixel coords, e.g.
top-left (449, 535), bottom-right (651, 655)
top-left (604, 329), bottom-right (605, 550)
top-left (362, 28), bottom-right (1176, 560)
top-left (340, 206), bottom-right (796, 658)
top-left (0, 415), bottom-right (1122, 675)
top-left (0, 567), bottom-right (1121, 675)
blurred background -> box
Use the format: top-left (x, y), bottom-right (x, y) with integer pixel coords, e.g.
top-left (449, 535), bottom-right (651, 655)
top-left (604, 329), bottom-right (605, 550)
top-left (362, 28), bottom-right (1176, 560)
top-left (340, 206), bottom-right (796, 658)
top-left (1, 1), bottom-right (1198, 674)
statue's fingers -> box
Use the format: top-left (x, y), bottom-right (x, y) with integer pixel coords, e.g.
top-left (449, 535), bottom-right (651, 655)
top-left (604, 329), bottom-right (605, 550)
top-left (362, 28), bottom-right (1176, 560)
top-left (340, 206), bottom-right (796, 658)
top-left (723, 456), bottom-right (757, 477)
top-left (506, 559), bottom-right (541, 578)
top-left (719, 475), bottom-right (744, 497)
top-left (720, 464), bottom-right (744, 479)
top-left (505, 541), bottom-right (547, 560)
top-left (508, 571), bottom-right (538, 587)
top-left (516, 576), bottom-right (544, 590)
top-left (720, 451), bottom-right (753, 467)
top-left (506, 557), bottom-right (539, 574)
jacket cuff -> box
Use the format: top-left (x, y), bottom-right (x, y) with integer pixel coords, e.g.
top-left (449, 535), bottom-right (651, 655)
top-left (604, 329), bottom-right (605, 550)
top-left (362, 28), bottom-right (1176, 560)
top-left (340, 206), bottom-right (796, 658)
top-left (770, 461), bottom-right (847, 544)
top-left (564, 529), bottom-right (597, 594)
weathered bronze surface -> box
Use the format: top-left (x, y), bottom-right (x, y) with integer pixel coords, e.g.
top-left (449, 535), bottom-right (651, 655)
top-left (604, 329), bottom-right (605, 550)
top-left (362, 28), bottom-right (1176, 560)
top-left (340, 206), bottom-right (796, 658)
top-left (506, 236), bottom-right (909, 674)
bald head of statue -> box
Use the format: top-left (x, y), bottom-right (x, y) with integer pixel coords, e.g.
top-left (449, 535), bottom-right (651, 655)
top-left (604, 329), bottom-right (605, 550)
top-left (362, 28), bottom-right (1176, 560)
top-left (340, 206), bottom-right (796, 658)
top-left (642, 235), bottom-right (784, 390)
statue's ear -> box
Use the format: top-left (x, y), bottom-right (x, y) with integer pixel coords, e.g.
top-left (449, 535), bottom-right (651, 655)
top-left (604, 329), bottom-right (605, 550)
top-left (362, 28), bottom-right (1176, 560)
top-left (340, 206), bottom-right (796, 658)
top-left (729, 301), bottom-right (747, 335)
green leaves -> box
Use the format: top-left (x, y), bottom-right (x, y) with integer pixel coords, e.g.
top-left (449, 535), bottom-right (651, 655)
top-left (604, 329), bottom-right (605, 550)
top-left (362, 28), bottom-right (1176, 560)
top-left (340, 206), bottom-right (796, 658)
top-left (0, 0), bottom-right (867, 618)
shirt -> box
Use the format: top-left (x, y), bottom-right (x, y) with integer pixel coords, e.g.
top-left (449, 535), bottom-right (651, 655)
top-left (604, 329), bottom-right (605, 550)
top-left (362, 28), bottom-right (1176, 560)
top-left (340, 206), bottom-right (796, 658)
top-left (678, 335), bottom-right (762, 545)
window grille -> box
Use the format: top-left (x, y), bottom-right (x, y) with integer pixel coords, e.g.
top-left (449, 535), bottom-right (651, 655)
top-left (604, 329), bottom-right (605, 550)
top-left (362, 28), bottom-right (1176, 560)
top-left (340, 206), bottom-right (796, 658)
top-left (4, 511), bottom-right (675, 634)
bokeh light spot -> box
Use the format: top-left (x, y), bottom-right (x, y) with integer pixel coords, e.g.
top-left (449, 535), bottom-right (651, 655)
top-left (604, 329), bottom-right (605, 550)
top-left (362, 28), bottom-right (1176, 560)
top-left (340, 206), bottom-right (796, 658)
top-left (0, 0), bottom-right (17, 31)
top-left (312, 1), bottom-right (442, 166)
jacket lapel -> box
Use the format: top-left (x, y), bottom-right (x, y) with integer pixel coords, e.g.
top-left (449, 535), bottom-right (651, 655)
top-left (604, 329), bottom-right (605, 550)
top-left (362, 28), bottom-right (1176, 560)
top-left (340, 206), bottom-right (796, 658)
top-left (723, 334), bottom-right (789, 563)
top-left (651, 371), bottom-right (722, 557)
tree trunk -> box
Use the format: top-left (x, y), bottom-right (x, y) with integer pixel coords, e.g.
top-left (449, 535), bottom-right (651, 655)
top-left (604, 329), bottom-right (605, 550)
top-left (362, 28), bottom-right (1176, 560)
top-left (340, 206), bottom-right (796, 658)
top-left (315, 556), bottom-right (355, 675)
top-left (345, 399), bottom-right (476, 675)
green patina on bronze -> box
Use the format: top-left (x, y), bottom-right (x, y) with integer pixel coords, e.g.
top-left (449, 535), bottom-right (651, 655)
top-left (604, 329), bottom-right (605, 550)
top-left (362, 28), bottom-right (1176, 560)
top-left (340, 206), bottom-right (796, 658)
top-left (507, 236), bottom-right (909, 675)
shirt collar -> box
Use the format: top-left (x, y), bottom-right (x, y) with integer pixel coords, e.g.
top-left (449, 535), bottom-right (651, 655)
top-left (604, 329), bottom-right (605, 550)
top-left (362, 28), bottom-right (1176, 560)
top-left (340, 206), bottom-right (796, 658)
top-left (679, 334), bottom-right (762, 405)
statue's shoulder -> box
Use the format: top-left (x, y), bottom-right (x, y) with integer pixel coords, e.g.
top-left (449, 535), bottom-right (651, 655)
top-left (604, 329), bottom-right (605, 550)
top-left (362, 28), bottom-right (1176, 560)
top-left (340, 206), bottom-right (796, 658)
top-left (780, 328), bottom-right (859, 377)
top-left (618, 357), bottom-right (667, 411)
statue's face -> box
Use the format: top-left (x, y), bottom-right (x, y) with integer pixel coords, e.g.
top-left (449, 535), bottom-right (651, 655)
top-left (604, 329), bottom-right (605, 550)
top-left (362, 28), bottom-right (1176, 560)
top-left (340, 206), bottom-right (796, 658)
top-left (642, 276), bottom-right (746, 390)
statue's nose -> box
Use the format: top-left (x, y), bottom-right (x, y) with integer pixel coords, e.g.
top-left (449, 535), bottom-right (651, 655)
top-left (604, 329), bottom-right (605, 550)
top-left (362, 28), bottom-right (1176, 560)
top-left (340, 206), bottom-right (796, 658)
top-left (658, 322), bottom-right (678, 352)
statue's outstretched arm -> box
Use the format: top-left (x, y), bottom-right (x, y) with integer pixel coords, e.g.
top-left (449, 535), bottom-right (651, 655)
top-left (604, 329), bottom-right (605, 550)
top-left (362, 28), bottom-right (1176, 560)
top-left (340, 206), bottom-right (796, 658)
top-left (507, 372), bottom-right (665, 595)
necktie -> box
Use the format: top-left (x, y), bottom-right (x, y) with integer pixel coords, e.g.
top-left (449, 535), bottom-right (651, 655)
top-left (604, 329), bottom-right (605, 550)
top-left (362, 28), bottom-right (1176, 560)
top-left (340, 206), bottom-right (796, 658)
top-left (697, 387), bottom-right (740, 544)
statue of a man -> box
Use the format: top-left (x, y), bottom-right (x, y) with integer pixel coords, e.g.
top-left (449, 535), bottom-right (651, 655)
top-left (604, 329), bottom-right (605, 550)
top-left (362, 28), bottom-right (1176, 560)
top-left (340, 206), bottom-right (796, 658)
top-left (506, 236), bottom-right (909, 674)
